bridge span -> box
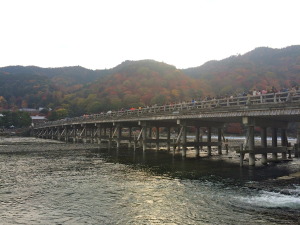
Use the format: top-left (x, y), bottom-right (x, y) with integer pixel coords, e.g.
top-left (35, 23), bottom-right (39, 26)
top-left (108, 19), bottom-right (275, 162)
top-left (33, 90), bottom-right (300, 166)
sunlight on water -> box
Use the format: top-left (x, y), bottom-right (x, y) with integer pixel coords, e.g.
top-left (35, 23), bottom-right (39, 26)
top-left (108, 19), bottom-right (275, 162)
top-left (0, 138), bottom-right (299, 224)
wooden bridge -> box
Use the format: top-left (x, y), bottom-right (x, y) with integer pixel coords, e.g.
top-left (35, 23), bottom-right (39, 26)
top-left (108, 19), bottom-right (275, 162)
top-left (33, 90), bottom-right (300, 166)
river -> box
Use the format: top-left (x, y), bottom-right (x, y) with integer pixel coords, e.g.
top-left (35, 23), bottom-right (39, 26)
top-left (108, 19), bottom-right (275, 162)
top-left (0, 137), bottom-right (299, 224)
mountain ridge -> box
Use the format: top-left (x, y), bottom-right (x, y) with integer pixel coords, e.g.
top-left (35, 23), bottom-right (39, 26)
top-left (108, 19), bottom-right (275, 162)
top-left (0, 45), bottom-right (299, 118)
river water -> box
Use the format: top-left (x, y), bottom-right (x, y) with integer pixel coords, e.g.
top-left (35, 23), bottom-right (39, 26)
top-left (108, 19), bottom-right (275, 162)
top-left (0, 137), bottom-right (299, 225)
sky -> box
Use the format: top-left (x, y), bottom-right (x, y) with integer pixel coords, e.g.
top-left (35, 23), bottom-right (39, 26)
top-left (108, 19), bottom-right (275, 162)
top-left (0, 0), bottom-right (299, 70)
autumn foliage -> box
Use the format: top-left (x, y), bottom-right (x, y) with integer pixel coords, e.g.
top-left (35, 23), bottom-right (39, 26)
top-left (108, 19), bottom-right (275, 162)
top-left (0, 46), bottom-right (300, 119)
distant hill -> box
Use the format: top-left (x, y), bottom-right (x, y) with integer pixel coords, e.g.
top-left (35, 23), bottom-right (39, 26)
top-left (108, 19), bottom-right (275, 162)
top-left (183, 45), bottom-right (300, 95)
top-left (0, 65), bottom-right (109, 91)
top-left (0, 71), bottom-right (58, 108)
top-left (62, 60), bottom-right (211, 115)
top-left (0, 45), bottom-right (299, 118)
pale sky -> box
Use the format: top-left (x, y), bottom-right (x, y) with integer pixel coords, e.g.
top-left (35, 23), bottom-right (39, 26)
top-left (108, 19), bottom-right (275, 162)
top-left (0, 0), bottom-right (299, 70)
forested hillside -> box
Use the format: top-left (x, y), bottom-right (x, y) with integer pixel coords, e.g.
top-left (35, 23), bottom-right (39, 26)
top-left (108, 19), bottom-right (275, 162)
top-left (62, 60), bottom-right (210, 116)
top-left (183, 45), bottom-right (300, 95)
top-left (0, 45), bottom-right (299, 119)
top-left (0, 72), bottom-right (57, 109)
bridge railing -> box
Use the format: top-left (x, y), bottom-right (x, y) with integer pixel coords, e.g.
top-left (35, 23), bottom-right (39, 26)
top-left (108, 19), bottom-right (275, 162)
top-left (35, 89), bottom-right (300, 128)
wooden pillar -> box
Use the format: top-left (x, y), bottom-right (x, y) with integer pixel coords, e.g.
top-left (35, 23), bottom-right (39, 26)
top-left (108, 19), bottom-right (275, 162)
top-left (281, 128), bottom-right (287, 159)
top-left (83, 125), bottom-right (87, 144)
top-left (297, 126), bottom-right (300, 146)
top-left (73, 126), bottom-right (77, 143)
top-left (128, 127), bottom-right (132, 148)
top-left (167, 127), bottom-right (171, 151)
top-left (97, 125), bottom-right (101, 145)
top-left (65, 127), bottom-right (69, 143)
top-left (199, 131), bottom-right (203, 151)
top-left (248, 125), bottom-right (255, 166)
top-left (195, 127), bottom-right (200, 158)
top-left (207, 127), bottom-right (212, 156)
top-left (156, 126), bottom-right (159, 151)
top-left (148, 127), bottom-right (152, 149)
top-left (116, 125), bottom-right (121, 149)
top-left (261, 127), bottom-right (268, 165)
top-left (142, 126), bottom-right (147, 151)
top-left (177, 127), bottom-right (181, 151)
top-left (272, 128), bottom-right (278, 160)
top-left (182, 125), bottom-right (187, 158)
top-left (51, 128), bottom-right (54, 140)
top-left (217, 128), bottom-right (222, 155)
top-left (57, 127), bottom-right (61, 141)
top-left (91, 127), bottom-right (94, 143)
top-left (108, 127), bottom-right (112, 149)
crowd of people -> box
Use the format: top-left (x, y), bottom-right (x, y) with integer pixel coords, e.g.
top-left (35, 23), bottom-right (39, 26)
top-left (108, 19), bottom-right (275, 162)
top-left (87, 85), bottom-right (300, 117)
top-left (199, 85), bottom-right (299, 103)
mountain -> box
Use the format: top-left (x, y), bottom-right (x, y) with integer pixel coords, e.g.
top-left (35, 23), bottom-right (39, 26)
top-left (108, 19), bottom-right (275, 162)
top-left (0, 45), bottom-right (299, 118)
top-left (182, 45), bottom-right (300, 95)
top-left (62, 60), bottom-right (210, 116)
top-left (0, 65), bottom-right (109, 91)
top-left (0, 71), bottom-right (58, 109)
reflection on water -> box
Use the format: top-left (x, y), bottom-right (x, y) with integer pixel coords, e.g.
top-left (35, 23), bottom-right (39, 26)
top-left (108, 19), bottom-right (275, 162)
top-left (0, 139), bottom-right (299, 224)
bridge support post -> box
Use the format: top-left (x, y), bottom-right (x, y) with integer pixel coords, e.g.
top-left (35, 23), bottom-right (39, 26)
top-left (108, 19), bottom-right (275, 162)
top-left (82, 125), bottom-right (87, 144)
top-left (195, 127), bottom-right (200, 158)
top-left (65, 126), bottom-right (69, 143)
top-left (73, 126), bottom-right (77, 143)
top-left (281, 128), bottom-right (287, 160)
top-left (156, 126), bottom-right (159, 151)
top-left (182, 125), bottom-right (187, 158)
top-left (199, 132), bottom-right (203, 152)
top-left (108, 127), bottom-right (112, 149)
top-left (296, 126), bottom-right (300, 157)
top-left (248, 125), bottom-right (255, 166)
top-left (142, 126), bottom-right (147, 151)
top-left (218, 128), bottom-right (222, 155)
top-left (207, 127), bottom-right (212, 156)
top-left (96, 125), bottom-right (101, 145)
top-left (128, 127), bottom-right (132, 149)
top-left (148, 127), bottom-right (152, 149)
top-left (167, 127), bottom-right (171, 151)
top-left (116, 125), bottom-right (121, 149)
top-left (272, 128), bottom-right (278, 160)
top-left (93, 126), bottom-right (96, 144)
top-left (57, 127), bottom-right (61, 141)
top-left (261, 127), bottom-right (268, 165)
top-left (51, 128), bottom-right (54, 140)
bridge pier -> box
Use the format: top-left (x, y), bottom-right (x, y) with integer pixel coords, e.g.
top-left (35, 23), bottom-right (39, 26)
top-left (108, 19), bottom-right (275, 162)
top-left (207, 127), bottom-right (212, 156)
top-left (176, 120), bottom-right (224, 158)
top-left (218, 128), bottom-right (222, 155)
top-left (272, 128), bottom-right (278, 161)
top-left (64, 126), bottom-right (69, 143)
top-left (142, 125), bottom-right (147, 151)
top-left (261, 127), bottom-right (268, 165)
top-left (155, 126), bottom-right (160, 151)
top-left (116, 124), bottom-right (121, 149)
top-left (167, 127), bottom-right (171, 151)
top-left (72, 126), bottom-right (77, 143)
top-left (182, 125), bottom-right (187, 158)
top-left (128, 127), bottom-right (132, 148)
top-left (248, 128), bottom-right (256, 166)
top-left (108, 127), bottom-right (113, 149)
top-left (195, 127), bottom-right (200, 158)
top-left (281, 129), bottom-right (287, 160)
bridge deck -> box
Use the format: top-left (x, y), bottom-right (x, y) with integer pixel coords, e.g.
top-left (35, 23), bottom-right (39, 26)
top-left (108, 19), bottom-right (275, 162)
top-left (35, 90), bottom-right (300, 128)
